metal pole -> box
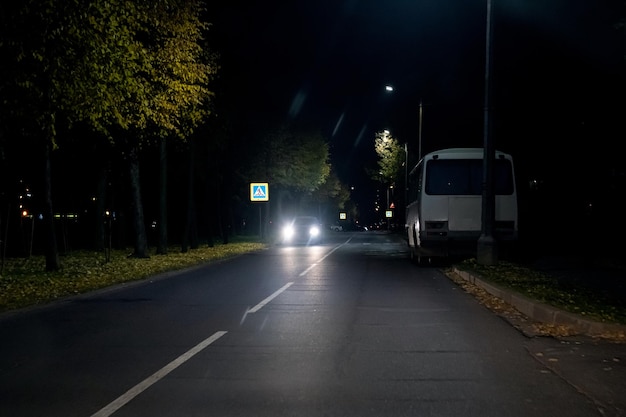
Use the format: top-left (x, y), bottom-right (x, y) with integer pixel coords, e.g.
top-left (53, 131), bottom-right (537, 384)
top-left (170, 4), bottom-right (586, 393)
top-left (259, 205), bottom-right (262, 239)
top-left (418, 99), bottom-right (423, 160)
top-left (386, 187), bottom-right (390, 230)
top-left (404, 142), bottom-right (408, 227)
top-left (477, 0), bottom-right (497, 265)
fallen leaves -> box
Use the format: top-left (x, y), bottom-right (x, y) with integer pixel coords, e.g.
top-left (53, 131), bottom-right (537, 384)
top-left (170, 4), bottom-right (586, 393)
top-left (454, 259), bottom-right (626, 325)
top-left (0, 241), bottom-right (267, 312)
top-left (446, 266), bottom-right (626, 342)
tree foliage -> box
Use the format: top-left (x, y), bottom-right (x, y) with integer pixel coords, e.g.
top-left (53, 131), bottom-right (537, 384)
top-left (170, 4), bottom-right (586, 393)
top-left (373, 130), bottom-right (405, 186)
top-left (0, 0), bottom-right (218, 262)
top-left (1, 0), bottom-right (216, 145)
top-left (250, 125), bottom-right (331, 193)
top-left (311, 169), bottom-right (351, 210)
top-left (60, 0), bottom-right (217, 139)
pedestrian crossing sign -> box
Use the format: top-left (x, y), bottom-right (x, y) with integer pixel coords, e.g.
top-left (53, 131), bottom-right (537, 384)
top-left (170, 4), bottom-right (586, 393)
top-left (250, 183), bottom-right (269, 202)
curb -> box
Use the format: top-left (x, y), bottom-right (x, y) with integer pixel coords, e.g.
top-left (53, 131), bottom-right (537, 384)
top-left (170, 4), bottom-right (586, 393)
top-left (450, 267), bottom-right (626, 339)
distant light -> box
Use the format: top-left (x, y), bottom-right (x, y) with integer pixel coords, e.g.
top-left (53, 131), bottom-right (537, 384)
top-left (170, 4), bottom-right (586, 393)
top-left (385, 85), bottom-right (394, 92)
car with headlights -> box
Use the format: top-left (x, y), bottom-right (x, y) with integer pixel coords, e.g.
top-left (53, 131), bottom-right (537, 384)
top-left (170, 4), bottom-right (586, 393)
top-left (280, 216), bottom-right (323, 245)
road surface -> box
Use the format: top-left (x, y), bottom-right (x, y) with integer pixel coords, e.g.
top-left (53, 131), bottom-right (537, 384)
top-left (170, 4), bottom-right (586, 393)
top-left (0, 231), bottom-right (615, 416)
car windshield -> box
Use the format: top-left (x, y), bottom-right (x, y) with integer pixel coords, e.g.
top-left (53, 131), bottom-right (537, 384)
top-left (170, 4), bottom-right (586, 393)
top-left (294, 216), bottom-right (318, 225)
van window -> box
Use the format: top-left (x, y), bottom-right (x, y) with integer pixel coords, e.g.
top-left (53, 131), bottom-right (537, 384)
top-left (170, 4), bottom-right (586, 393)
top-left (425, 159), bottom-right (514, 196)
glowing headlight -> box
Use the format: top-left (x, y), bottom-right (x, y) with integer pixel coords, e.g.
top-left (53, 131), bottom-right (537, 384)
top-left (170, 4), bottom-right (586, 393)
top-left (282, 225), bottom-right (295, 240)
top-left (309, 226), bottom-right (320, 237)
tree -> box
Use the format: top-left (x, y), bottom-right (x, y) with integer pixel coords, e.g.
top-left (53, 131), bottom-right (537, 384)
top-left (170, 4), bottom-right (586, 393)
top-left (373, 130), bottom-right (405, 186)
top-left (1, 0), bottom-right (217, 262)
top-left (309, 169), bottom-right (351, 221)
top-left (0, 0), bottom-right (88, 270)
top-left (248, 125), bottom-right (330, 189)
top-left (60, 0), bottom-right (216, 257)
top-left (246, 125), bottom-right (331, 221)
top-left (145, 1), bottom-right (218, 255)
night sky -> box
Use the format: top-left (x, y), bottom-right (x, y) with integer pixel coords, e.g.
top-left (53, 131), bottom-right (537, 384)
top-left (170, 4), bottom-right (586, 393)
top-left (210, 0), bottom-right (625, 177)
top-left (1, 0), bottom-right (623, 252)
top-left (208, 0), bottom-right (624, 218)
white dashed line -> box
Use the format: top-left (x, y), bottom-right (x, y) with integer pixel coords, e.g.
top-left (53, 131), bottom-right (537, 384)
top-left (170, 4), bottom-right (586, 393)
top-left (248, 282), bottom-right (294, 313)
top-left (91, 331), bottom-right (228, 417)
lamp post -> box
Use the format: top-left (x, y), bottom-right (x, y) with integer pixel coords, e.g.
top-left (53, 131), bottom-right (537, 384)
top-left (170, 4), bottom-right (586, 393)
top-left (418, 99), bottom-right (424, 161)
top-left (386, 185), bottom-right (394, 230)
top-left (477, 0), bottom-right (497, 265)
top-left (382, 85), bottom-right (414, 228)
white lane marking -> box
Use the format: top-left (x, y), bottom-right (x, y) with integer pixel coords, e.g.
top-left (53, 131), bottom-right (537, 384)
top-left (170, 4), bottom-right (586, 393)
top-left (248, 282), bottom-right (294, 313)
top-left (251, 240), bottom-right (351, 312)
top-left (297, 239), bottom-right (350, 277)
top-left (92, 239), bottom-right (353, 415)
top-left (91, 331), bottom-right (228, 417)
top-left (298, 263), bottom-right (318, 276)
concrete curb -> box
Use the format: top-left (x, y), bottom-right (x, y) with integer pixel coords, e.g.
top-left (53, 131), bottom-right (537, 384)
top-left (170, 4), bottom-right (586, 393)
top-left (450, 267), bottom-right (626, 338)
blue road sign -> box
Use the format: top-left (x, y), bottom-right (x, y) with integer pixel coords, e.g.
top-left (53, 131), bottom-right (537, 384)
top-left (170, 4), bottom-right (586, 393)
top-left (250, 183), bottom-right (269, 201)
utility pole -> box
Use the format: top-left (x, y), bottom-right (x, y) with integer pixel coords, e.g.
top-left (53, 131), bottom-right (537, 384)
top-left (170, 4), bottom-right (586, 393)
top-left (418, 99), bottom-right (423, 161)
top-left (477, 0), bottom-right (497, 265)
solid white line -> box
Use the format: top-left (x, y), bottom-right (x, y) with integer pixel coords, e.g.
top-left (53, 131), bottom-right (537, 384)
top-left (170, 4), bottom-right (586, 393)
top-left (91, 331), bottom-right (228, 417)
top-left (248, 282), bottom-right (293, 313)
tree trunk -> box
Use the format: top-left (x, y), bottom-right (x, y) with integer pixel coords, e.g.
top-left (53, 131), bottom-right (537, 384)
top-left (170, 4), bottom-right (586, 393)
top-left (157, 136), bottom-right (168, 255)
top-left (182, 139), bottom-right (197, 252)
top-left (43, 140), bottom-right (60, 271)
top-left (204, 144), bottom-right (215, 248)
top-left (1, 203), bottom-right (9, 275)
top-left (219, 186), bottom-right (229, 244)
top-left (94, 163), bottom-right (107, 251)
top-left (128, 147), bottom-right (149, 258)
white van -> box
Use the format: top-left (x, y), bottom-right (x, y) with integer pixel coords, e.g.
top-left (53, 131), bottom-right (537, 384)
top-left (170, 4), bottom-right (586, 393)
top-left (405, 148), bottom-right (518, 263)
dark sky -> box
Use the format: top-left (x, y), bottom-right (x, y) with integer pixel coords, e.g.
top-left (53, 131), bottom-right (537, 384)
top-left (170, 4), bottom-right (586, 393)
top-left (208, 0), bottom-right (625, 217)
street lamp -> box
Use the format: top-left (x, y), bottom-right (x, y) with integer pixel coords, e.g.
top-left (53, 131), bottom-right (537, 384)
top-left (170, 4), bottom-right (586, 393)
top-left (384, 84), bottom-right (424, 162)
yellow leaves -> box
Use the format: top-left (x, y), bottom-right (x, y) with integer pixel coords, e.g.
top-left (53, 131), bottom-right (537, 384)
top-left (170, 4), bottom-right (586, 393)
top-left (457, 258), bottom-right (626, 325)
top-left (0, 240), bottom-right (267, 313)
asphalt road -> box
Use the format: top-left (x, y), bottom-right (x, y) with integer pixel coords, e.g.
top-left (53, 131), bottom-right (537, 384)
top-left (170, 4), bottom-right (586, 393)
top-left (0, 231), bottom-right (620, 416)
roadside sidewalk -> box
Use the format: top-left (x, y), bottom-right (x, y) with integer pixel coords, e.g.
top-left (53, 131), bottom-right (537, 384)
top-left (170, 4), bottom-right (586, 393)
top-left (447, 267), bottom-right (626, 417)
top-left (450, 267), bottom-right (626, 340)
top-left (525, 336), bottom-right (626, 417)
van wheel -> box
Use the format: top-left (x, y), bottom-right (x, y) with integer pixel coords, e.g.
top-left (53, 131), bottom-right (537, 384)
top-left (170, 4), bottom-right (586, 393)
top-left (409, 247), bottom-right (417, 263)
top-left (409, 230), bottom-right (424, 265)
top-left (410, 247), bottom-right (430, 266)
top-left (411, 250), bottom-right (432, 266)
top-left (416, 254), bottom-right (432, 266)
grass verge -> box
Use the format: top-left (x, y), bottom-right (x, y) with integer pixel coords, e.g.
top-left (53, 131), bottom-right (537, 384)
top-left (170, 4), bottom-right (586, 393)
top-left (455, 258), bottom-right (626, 326)
top-left (0, 239), bottom-right (267, 313)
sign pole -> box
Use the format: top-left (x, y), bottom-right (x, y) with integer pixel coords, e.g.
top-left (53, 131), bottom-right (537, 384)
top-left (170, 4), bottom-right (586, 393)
top-left (250, 182), bottom-right (269, 240)
top-left (259, 205), bottom-right (262, 239)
